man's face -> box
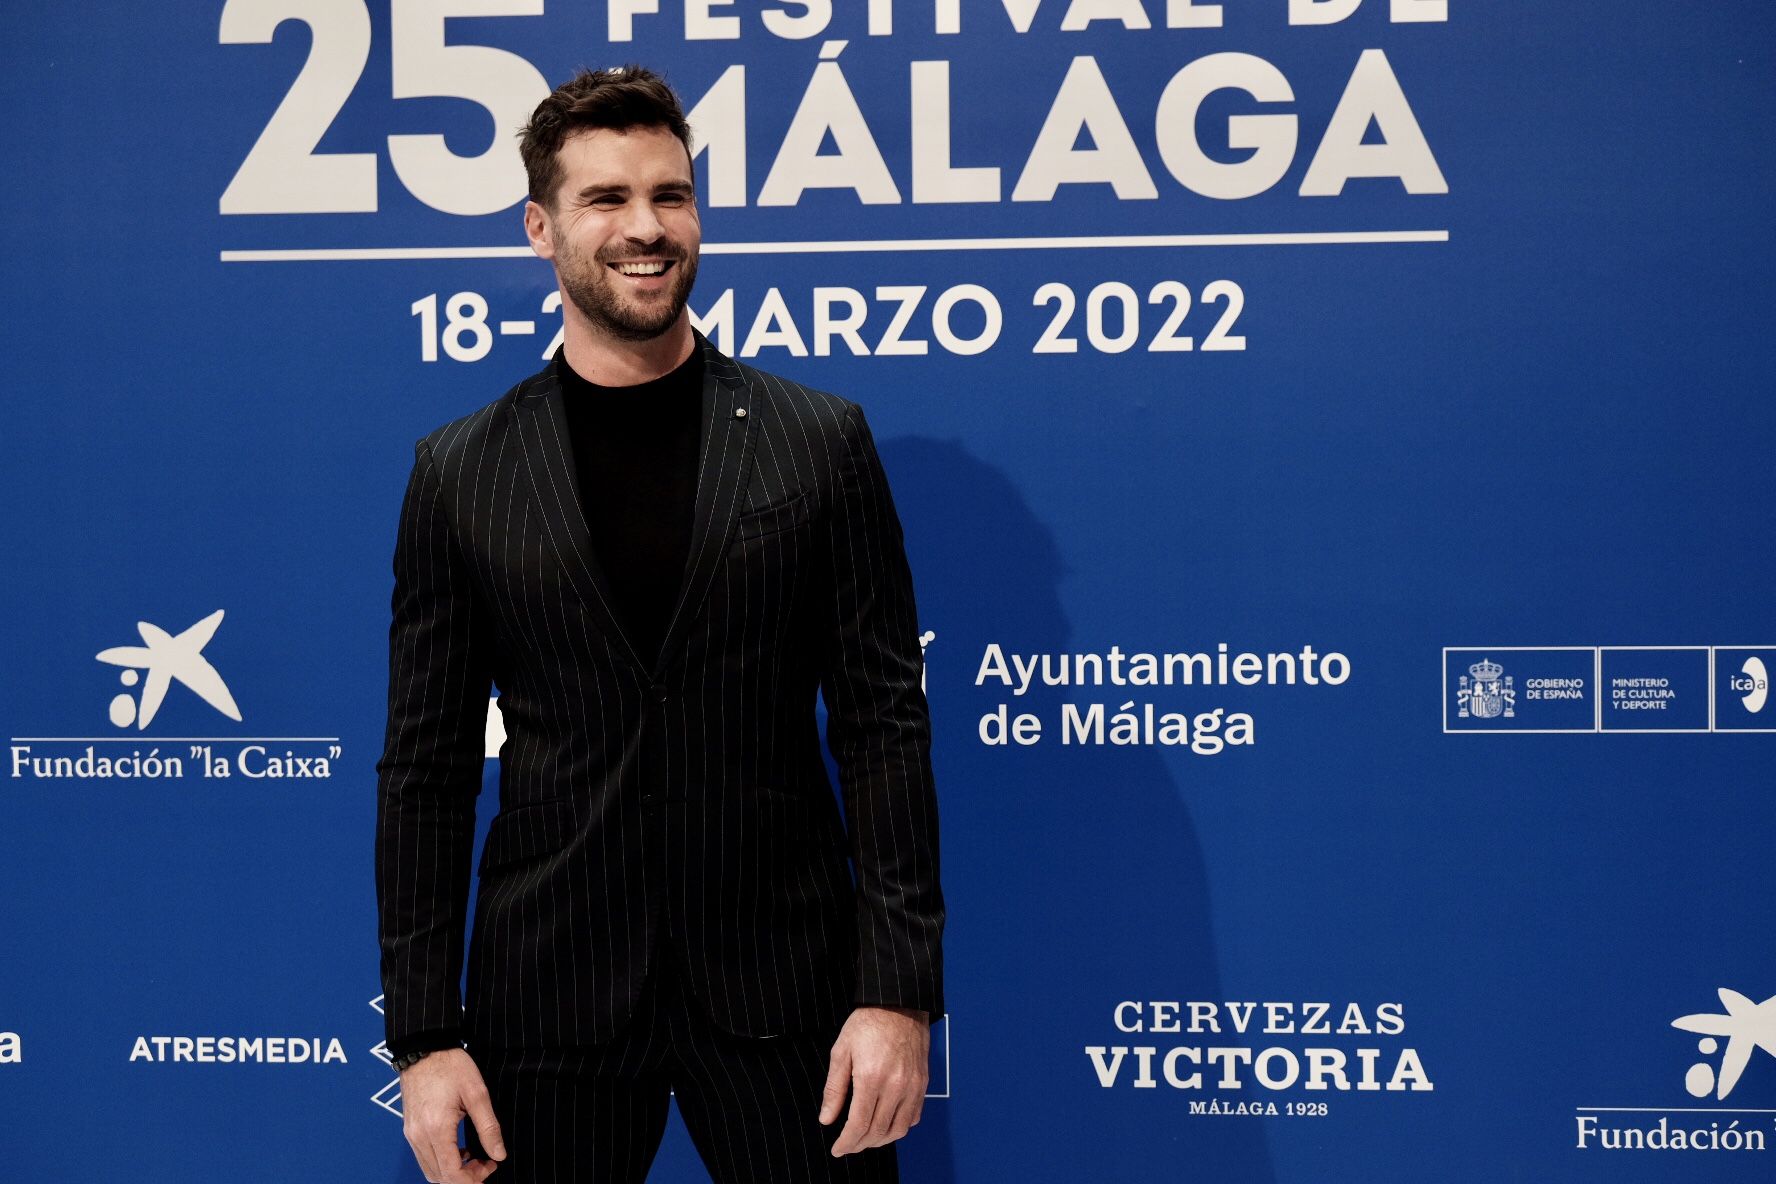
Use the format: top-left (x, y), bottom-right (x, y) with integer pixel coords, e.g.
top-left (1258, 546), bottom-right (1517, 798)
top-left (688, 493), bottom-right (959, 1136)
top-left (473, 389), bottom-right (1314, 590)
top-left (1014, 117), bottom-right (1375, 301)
top-left (528, 125), bottom-right (701, 342)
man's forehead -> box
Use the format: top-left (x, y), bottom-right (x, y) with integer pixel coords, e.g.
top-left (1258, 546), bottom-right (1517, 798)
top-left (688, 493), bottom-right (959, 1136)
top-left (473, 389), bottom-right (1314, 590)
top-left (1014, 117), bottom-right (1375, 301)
top-left (558, 125), bottom-right (691, 176)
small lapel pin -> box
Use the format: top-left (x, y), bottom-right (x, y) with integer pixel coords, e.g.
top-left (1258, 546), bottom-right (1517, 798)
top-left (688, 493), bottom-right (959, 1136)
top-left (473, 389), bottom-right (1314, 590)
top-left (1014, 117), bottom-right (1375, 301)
top-left (734, 407), bottom-right (748, 419)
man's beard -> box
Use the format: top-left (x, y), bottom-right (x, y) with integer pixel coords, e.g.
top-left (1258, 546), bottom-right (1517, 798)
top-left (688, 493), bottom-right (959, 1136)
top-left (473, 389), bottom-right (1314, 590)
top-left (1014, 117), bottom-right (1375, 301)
top-left (557, 236), bottom-right (699, 342)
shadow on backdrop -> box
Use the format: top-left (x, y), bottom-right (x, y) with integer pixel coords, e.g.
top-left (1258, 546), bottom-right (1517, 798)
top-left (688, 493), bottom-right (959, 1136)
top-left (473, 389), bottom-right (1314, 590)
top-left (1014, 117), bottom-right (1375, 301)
top-left (863, 435), bottom-right (1277, 1184)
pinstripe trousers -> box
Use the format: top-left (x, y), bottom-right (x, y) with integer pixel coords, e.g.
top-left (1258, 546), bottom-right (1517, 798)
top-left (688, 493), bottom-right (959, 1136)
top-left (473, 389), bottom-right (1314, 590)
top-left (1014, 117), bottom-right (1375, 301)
top-left (463, 960), bottom-right (899, 1183)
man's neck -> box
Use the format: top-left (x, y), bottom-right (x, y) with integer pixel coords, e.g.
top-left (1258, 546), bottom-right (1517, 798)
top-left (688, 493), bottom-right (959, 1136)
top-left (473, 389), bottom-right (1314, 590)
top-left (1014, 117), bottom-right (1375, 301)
top-left (560, 307), bottom-right (696, 387)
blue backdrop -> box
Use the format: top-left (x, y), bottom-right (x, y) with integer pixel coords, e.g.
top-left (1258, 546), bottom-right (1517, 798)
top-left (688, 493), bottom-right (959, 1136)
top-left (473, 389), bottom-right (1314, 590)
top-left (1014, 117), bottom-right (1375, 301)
top-left (4, 2), bottom-right (1775, 1179)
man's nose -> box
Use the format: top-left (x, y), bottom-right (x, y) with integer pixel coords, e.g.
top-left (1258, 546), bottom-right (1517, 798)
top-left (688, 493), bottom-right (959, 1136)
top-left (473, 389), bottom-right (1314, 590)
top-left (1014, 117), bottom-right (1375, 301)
top-left (616, 200), bottom-right (667, 245)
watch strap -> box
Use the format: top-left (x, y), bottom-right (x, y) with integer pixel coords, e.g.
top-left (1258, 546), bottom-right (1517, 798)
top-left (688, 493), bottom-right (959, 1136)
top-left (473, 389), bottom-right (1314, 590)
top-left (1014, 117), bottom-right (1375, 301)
top-left (390, 1048), bottom-right (438, 1073)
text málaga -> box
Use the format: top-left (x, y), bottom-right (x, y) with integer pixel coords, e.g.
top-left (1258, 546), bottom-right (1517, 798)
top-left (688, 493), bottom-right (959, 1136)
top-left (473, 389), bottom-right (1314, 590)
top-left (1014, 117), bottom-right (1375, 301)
top-left (1066, 701), bottom-right (1254, 749)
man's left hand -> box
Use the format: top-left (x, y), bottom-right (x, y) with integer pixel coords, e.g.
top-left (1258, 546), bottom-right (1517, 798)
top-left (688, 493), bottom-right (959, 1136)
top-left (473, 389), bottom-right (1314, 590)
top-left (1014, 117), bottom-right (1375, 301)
top-left (819, 1005), bottom-right (930, 1156)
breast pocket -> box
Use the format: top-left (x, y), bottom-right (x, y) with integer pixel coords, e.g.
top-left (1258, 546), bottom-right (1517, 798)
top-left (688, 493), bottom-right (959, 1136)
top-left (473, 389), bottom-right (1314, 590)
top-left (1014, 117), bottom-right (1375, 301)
top-left (733, 490), bottom-right (811, 542)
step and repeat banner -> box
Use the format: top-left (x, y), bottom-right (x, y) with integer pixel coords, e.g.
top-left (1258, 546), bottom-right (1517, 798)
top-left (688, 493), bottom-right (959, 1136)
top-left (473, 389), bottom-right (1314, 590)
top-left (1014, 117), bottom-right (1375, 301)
top-left (4, 2), bottom-right (1774, 1180)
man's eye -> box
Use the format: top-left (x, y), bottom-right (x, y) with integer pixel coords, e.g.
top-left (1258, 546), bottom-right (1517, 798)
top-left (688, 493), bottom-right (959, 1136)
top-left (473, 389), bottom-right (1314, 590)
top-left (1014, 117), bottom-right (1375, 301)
top-left (590, 195), bottom-right (622, 207)
top-left (657, 193), bottom-right (688, 205)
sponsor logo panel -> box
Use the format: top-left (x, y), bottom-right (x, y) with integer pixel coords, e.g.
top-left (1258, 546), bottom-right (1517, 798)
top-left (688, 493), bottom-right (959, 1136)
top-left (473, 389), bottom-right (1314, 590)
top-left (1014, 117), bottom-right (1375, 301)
top-left (1444, 648), bottom-right (1594, 733)
top-left (9, 608), bottom-right (341, 783)
top-left (1575, 985), bottom-right (1776, 1154)
top-left (1599, 647), bottom-right (1709, 733)
top-left (127, 1035), bottom-right (349, 1065)
top-left (1085, 997), bottom-right (1431, 1118)
top-left (1715, 648), bottom-right (1776, 732)
top-left (1447, 645), bottom-right (1776, 734)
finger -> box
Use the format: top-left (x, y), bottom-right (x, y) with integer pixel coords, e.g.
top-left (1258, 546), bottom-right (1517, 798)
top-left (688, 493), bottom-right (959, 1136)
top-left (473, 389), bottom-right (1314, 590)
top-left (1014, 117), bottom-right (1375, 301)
top-left (405, 1126), bottom-right (439, 1183)
top-left (881, 1071), bottom-right (930, 1144)
top-left (832, 1078), bottom-right (879, 1157)
top-left (869, 1083), bottom-right (910, 1146)
top-left (433, 1128), bottom-right (475, 1184)
top-left (907, 1070), bottom-right (928, 1129)
top-left (460, 1138), bottom-right (502, 1181)
top-left (464, 1083), bottom-right (508, 1162)
top-left (819, 1041), bottom-right (852, 1126)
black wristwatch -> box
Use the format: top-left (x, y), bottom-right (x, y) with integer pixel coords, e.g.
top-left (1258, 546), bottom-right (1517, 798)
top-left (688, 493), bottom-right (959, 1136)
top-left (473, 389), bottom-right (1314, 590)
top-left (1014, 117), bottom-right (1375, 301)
top-left (390, 1048), bottom-right (437, 1073)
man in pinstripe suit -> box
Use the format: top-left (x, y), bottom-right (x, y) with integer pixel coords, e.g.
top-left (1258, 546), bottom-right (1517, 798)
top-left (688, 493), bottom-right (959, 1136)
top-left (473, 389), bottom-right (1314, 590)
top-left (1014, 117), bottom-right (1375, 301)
top-left (375, 67), bottom-right (944, 1183)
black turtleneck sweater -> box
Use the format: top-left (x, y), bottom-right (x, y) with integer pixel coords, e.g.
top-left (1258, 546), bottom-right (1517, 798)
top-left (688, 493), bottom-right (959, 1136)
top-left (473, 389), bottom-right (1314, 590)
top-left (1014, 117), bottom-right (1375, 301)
top-left (557, 345), bottom-right (704, 670)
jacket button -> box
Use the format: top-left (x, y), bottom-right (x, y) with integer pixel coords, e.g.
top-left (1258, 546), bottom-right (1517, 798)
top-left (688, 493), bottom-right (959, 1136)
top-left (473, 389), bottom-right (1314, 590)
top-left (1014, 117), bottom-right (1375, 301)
top-left (652, 687), bottom-right (669, 705)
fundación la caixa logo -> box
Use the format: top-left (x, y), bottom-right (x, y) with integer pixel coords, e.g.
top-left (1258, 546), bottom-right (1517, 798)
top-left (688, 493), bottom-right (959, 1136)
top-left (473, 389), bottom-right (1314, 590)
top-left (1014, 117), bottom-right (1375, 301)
top-left (94, 608), bottom-right (241, 729)
top-left (9, 607), bottom-right (341, 782)
top-left (1575, 985), bottom-right (1776, 1154)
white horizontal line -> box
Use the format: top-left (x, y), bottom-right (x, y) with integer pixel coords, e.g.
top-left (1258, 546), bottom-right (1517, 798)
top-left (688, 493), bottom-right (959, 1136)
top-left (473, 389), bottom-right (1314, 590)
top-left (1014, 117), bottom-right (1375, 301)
top-left (220, 230), bottom-right (1449, 263)
top-left (1576, 1106), bottom-right (1776, 1113)
top-left (1443, 646), bottom-right (1597, 652)
top-left (223, 246), bottom-right (535, 262)
top-left (11, 737), bottom-right (342, 743)
top-left (708, 231), bottom-right (1452, 253)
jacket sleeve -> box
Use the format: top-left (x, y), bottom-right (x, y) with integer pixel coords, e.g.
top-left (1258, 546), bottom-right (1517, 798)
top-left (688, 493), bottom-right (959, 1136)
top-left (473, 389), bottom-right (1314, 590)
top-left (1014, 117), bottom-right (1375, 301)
top-left (374, 439), bottom-right (492, 1057)
top-left (818, 403), bottom-right (946, 1022)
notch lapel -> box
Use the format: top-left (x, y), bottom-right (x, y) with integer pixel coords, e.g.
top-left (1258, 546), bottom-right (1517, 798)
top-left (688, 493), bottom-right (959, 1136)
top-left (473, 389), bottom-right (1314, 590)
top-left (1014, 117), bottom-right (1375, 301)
top-left (514, 360), bottom-right (650, 674)
top-left (513, 333), bottom-right (757, 682)
top-left (651, 333), bottom-right (756, 682)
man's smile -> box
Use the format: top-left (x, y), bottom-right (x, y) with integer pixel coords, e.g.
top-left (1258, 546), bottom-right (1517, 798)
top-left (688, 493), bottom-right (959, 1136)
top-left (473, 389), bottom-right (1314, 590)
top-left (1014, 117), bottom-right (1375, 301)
top-left (609, 259), bottom-right (675, 280)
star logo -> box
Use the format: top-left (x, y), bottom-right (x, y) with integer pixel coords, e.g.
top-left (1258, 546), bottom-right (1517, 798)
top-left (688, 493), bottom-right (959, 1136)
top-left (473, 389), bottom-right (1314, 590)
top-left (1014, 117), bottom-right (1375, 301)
top-left (1671, 988), bottom-right (1776, 1100)
top-left (95, 609), bottom-right (242, 729)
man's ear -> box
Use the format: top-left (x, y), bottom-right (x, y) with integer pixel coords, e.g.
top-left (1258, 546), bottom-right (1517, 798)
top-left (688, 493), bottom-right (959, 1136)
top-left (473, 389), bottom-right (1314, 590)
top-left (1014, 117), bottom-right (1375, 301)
top-left (524, 199), bottom-right (555, 261)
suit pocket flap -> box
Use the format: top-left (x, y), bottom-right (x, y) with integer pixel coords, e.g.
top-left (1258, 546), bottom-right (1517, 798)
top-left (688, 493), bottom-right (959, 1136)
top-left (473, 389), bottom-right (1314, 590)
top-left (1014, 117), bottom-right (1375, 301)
top-left (755, 784), bottom-right (845, 847)
top-left (734, 490), bottom-right (810, 540)
top-left (479, 799), bottom-right (578, 874)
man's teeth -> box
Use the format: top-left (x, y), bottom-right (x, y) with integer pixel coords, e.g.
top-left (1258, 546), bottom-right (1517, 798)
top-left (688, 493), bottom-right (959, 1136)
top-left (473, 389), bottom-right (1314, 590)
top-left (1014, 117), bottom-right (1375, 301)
top-left (615, 261), bottom-right (667, 276)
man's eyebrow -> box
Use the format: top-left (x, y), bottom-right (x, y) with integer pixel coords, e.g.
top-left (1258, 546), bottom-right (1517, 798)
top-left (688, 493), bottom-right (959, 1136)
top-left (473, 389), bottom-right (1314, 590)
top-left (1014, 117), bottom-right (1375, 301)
top-left (574, 180), bottom-right (695, 201)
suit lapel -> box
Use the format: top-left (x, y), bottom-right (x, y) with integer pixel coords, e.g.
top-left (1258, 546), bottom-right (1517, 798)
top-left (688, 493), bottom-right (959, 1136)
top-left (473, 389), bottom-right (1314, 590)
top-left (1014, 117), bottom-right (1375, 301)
top-left (651, 332), bottom-right (756, 681)
top-left (513, 331), bottom-right (757, 681)
top-left (514, 359), bottom-right (650, 673)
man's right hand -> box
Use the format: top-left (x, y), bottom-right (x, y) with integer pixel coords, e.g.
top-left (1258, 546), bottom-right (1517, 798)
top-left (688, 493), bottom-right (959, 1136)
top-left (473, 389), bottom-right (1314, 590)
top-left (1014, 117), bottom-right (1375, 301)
top-left (399, 1048), bottom-right (507, 1183)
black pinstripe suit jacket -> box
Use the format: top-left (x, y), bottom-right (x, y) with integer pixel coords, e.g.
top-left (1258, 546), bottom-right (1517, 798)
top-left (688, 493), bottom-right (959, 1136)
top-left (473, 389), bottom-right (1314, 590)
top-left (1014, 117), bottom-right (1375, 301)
top-left (375, 331), bottom-right (944, 1055)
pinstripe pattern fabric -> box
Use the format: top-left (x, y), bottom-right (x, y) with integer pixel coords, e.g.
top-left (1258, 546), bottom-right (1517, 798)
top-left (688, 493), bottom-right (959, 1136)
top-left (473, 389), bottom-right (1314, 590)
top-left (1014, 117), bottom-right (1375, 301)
top-left (462, 968), bottom-right (897, 1183)
top-left (375, 330), bottom-right (944, 1058)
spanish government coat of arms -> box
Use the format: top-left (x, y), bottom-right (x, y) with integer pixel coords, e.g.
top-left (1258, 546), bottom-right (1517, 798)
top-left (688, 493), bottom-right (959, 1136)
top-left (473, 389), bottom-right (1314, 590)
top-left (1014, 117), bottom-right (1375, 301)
top-left (1457, 658), bottom-right (1515, 719)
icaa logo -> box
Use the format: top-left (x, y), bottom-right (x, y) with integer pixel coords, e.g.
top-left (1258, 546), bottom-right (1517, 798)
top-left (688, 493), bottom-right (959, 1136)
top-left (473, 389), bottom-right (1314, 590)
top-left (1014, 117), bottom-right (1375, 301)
top-left (1729, 657), bottom-right (1768, 714)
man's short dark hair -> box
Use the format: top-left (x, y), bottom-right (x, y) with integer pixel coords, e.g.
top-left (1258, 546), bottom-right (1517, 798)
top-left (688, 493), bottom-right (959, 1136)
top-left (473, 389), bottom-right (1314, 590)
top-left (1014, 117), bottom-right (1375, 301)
top-left (519, 65), bottom-right (694, 209)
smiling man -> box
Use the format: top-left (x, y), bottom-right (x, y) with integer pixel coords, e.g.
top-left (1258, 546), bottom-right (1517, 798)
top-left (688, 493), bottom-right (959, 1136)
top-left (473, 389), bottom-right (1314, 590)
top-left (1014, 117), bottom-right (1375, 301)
top-left (375, 67), bottom-right (945, 1184)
